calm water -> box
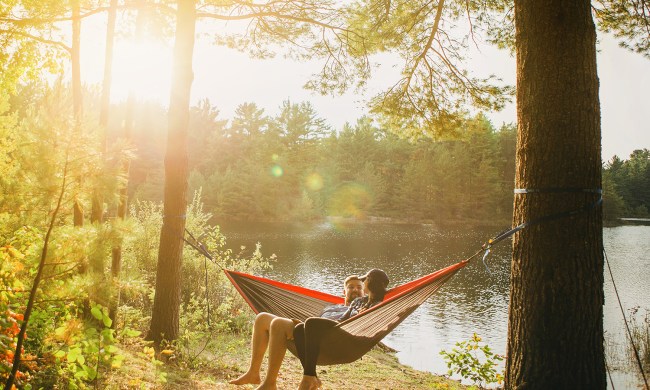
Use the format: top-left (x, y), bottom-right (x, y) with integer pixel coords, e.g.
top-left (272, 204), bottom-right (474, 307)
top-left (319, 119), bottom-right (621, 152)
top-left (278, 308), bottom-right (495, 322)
top-left (219, 221), bottom-right (649, 389)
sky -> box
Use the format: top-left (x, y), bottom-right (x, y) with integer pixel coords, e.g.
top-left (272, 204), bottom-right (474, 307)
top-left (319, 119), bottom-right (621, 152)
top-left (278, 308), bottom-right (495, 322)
top-left (82, 17), bottom-right (650, 161)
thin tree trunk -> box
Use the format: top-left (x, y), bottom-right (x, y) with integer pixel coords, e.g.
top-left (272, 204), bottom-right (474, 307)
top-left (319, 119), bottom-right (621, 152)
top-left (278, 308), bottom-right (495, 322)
top-left (109, 0), bottom-right (143, 327)
top-left (4, 154), bottom-right (71, 390)
top-left (72, 0), bottom-right (84, 227)
top-left (505, 1), bottom-right (605, 388)
top-left (91, 0), bottom-right (118, 224)
top-left (147, 0), bottom-right (196, 345)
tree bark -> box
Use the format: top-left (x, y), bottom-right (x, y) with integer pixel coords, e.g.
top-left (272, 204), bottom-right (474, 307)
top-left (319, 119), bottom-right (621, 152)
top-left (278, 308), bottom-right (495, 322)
top-left (506, 1), bottom-right (605, 388)
top-left (147, 0), bottom-right (196, 345)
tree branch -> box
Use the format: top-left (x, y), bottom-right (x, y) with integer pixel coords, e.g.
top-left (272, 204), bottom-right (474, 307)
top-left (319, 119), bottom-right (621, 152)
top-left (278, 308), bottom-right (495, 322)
top-left (196, 7), bottom-right (353, 36)
top-left (0, 2), bottom-right (176, 26)
top-left (402, 0), bottom-right (445, 95)
top-left (0, 29), bottom-right (71, 53)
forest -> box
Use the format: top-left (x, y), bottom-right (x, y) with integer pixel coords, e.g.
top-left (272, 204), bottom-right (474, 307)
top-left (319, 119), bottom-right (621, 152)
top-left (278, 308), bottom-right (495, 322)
top-left (3, 82), bottom-right (649, 387)
top-left (101, 97), bottom-right (646, 224)
top-left (118, 97), bottom-right (649, 224)
top-left (2, 0), bottom-right (649, 388)
top-left (124, 99), bottom-right (519, 223)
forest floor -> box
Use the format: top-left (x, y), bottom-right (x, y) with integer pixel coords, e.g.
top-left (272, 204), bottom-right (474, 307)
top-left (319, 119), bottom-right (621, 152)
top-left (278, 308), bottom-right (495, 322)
top-left (103, 332), bottom-right (469, 390)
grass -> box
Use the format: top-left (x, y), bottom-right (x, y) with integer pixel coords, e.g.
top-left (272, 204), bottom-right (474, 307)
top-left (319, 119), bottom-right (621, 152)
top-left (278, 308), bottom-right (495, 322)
top-left (102, 331), bottom-right (468, 389)
top-left (628, 307), bottom-right (650, 374)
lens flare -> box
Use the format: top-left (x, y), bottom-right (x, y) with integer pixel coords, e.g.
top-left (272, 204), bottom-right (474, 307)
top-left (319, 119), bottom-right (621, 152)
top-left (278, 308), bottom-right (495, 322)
top-left (271, 165), bottom-right (283, 177)
top-left (327, 182), bottom-right (373, 219)
top-left (305, 173), bottom-right (324, 191)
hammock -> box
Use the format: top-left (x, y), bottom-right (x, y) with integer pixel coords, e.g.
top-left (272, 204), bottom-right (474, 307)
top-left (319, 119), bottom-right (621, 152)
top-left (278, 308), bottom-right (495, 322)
top-left (224, 259), bottom-right (468, 365)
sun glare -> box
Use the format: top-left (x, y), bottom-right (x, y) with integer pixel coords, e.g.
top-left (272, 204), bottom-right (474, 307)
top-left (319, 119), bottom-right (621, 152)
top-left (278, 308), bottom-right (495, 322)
top-left (110, 39), bottom-right (173, 103)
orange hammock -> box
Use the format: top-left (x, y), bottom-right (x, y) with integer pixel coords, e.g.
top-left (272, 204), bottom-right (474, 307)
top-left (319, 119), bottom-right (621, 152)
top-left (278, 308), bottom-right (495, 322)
top-left (224, 260), bottom-right (468, 365)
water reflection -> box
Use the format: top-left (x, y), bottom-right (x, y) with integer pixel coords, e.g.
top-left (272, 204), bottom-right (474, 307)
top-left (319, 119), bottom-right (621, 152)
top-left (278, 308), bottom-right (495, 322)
top-left (219, 221), bottom-right (649, 389)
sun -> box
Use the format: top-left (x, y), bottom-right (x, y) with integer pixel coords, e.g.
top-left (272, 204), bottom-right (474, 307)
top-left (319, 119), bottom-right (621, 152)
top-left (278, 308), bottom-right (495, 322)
top-left (109, 38), bottom-right (173, 103)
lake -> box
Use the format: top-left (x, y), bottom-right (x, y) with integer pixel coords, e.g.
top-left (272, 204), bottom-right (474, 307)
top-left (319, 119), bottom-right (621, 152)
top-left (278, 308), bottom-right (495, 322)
top-left (218, 221), bottom-right (649, 389)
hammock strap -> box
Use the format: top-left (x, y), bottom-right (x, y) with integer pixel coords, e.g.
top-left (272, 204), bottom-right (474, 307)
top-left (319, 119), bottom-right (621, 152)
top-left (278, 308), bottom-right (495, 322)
top-left (181, 228), bottom-right (224, 328)
top-left (483, 187), bottom-right (603, 248)
top-left (476, 187), bottom-right (602, 273)
top-left (183, 228), bottom-right (221, 268)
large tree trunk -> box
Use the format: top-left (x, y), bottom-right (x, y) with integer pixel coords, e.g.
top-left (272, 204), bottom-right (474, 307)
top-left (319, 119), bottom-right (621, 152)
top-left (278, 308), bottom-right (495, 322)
top-left (147, 0), bottom-right (196, 345)
top-left (505, 1), bottom-right (605, 388)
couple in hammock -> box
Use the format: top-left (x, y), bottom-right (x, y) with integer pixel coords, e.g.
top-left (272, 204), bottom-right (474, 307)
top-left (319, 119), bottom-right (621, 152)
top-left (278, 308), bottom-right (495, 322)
top-left (229, 268), bottom-right (390, 390)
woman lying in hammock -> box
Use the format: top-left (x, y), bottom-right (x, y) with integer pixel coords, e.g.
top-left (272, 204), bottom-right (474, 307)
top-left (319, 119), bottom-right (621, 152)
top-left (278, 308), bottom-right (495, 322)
top-left (294, 269), bottom-right (390, 390)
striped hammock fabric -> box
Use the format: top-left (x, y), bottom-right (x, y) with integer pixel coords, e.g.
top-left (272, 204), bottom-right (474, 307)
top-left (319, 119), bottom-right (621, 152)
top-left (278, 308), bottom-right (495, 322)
top-left (224, 260), bottom-right (468, 365)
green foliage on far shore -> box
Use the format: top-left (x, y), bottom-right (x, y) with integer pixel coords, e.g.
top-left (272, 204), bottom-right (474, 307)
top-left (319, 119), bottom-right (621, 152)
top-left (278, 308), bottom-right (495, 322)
top-left (121, 98), bottom-right (518, 224)
top-left (603, 150), bottom-right (650, 221)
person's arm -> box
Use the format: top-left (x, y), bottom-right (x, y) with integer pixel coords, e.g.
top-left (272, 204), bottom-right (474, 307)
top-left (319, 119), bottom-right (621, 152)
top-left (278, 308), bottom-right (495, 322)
top-left (338, 298), bottom-right (364, 321)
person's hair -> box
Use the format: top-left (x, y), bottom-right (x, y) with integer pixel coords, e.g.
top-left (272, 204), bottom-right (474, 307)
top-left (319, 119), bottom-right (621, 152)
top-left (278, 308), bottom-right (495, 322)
top-left (366, 276), bottom-right (387, 303)
top-left (343, 275), bottom-right (361, 288)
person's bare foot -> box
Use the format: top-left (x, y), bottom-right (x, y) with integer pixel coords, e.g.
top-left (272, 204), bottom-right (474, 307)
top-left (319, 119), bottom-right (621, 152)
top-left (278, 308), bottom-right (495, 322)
top-left (254, 381), bottom-right (278, 390)
top-left (229, 371), bottom-right (261, 385)
top-left (297, 375), bottom-right (321, 390)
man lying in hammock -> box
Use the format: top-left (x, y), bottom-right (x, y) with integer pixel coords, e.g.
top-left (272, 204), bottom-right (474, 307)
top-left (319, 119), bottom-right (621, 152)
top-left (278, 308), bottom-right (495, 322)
top-left (229, 274), bottom-right (365, 390)
top-left (295, 269), bottom-right (389, 390)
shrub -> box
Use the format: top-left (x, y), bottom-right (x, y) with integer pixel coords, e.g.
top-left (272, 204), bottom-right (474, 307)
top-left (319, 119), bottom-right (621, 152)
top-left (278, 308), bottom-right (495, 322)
top-left (439, 333), bottom-right (504, 389)
top-left (1, 232), bottom-right (40, 387)
top-left (121, 191), bottom-right (273, 366)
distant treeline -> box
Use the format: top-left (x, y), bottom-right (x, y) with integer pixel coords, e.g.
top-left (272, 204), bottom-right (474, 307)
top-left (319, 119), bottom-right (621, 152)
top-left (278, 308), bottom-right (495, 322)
top-left (119, 99), bottom-right (517, 223)
top-left (116, 100), bottom-right (650, 224)
top-left (603, 149), bottom-right (650, 220)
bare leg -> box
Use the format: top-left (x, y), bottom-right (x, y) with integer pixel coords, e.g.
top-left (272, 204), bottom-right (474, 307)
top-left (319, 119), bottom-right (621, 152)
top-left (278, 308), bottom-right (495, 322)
top-left (256, 317), bottom-right (296, 390)
top-left (230, 312), bottom-right (276, 385)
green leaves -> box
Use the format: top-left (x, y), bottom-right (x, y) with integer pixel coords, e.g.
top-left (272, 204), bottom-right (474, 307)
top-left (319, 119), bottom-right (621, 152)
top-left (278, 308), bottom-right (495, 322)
top-left (593, 0), bottom-right (650, 58)
top-left (66, 347), bottom-right (84, 364)
top-left (439, 332), bottom-right (504, 388)
top-left (345, 0), bottom-right (515, 139)
top-left (0, 0), bottom-right (69, 93)
top-left (91, 304), bottom-right (113, 328)
top-left (49, 303), bottom-right (132, 387)
top-left (90, 306), bottom-right (103, 321)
